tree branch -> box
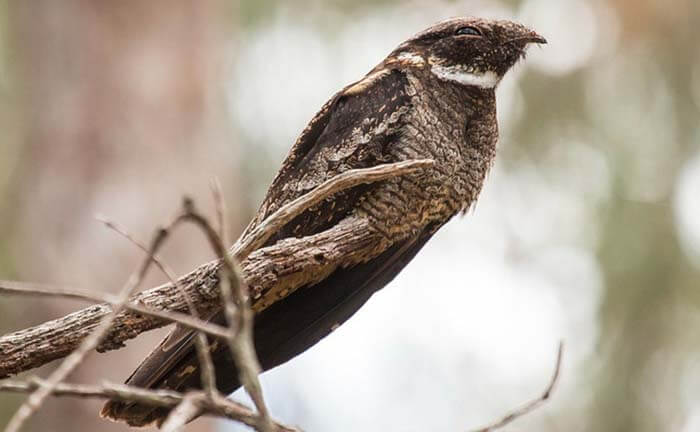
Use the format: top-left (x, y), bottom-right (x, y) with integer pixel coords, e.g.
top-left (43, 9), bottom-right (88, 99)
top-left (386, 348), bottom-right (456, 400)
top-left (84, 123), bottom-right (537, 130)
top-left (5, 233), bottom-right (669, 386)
top-left (0, 157), bottom-right (559, 432)
top-left (0, 160), bottom-right (431, 378)
top-left (179, 199), bottom-right (273, 431)
top-left (233, 159), bottom-right (433, 258)
top-left (160, 394), bottom-right (201, 432)
top-left (98, 214), bottom-right (220, 398)
top-left (0, 379), bottom-right (298, 432)
top-left (470, 342), bottom-right (564, 432)
top-left (0, 280), bottom-right (231, 339)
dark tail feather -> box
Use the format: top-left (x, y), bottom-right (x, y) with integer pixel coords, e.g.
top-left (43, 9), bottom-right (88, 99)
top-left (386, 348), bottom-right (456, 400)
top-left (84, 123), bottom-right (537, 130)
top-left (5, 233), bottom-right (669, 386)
top-left (101, 401), bottom-right (172, 428)
top-left (101, 323), bottom-right (200, 427)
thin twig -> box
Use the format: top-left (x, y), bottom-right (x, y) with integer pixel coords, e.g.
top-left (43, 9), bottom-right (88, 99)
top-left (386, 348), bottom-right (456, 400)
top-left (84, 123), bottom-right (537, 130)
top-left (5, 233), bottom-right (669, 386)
top-left (0, 160), bottom-right (439, 430)
top-left (161, 393), bottom-right (201, 432)
top-left (0, 216), bottom-right (372, 377)
top-left (3, 378), bottom-right (181, 404)
top-left (0, 280), bottom-right (119, 304)
top-left (4, 227), bottom-right (170, 432)
top-left (0, 279), bottom-right (231, 339)
top-left (233, 159), bottom-right (434, 258)
top-left (95, 217), bottom-right (191, 297)
top-left (102, 204), bottom-right (268, 426)
top-left (180, 199), bottom-right (273, 432)
top-left (0, 378), bottom-right (298, 432)
top-left (98, 216), bottom-right (219, 397)
top-left (0, 160), bottom-right (431, 378)
top-left (127, 303), bottom-right (231, 339)
top-left (210, 177), bottom-right (229, 247)
top-left (470, 341), bottom-right (564, 432)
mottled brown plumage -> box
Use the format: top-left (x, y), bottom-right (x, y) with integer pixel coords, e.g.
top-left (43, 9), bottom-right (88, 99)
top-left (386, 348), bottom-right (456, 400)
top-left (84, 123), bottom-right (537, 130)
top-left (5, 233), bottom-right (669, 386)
top-left (102, 17), bottom-right (545, 427)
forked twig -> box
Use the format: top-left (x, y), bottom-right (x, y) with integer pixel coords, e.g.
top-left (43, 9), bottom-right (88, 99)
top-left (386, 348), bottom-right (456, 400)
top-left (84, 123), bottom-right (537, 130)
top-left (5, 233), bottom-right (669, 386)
top-left (180, 199), bottom-right (273, 431)
top-left (103, 199), bottom-right (273, 430)
top-left (98, 217), bottom-right (219, 398)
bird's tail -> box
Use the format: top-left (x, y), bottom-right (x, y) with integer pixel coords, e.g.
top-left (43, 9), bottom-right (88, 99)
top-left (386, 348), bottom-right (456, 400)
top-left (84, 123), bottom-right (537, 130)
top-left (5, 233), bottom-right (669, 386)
top-left (100, 323), bottom-right (207, 427)
top-left (101, 400), bottom-right (176, 428)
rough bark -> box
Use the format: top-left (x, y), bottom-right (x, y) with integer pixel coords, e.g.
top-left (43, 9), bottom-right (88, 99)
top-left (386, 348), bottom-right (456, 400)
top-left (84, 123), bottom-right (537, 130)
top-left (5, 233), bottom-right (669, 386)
top-left (0, 216), bottom-right (382, 378)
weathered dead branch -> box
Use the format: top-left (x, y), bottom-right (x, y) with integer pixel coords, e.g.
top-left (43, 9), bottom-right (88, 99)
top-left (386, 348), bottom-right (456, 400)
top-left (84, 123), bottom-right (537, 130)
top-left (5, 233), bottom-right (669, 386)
top-left (0, 160), bottom-right (433, 431)
top-left (0, 159), bottom-right (432, 378)
top-left (0, 378), bottom-right (298, 432)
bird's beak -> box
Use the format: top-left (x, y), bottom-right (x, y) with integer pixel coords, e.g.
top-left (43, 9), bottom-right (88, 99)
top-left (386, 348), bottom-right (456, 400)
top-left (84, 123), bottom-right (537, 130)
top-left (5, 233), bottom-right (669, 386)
top-left (525, 31), bottom-right (547, 45)
top-left (501, 28), bottom-right (547, 47)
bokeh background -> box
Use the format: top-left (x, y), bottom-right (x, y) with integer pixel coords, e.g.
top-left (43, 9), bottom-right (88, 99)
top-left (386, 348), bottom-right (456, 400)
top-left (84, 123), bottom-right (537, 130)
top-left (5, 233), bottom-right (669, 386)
top-left (1, 0), bottom-right (699, 431)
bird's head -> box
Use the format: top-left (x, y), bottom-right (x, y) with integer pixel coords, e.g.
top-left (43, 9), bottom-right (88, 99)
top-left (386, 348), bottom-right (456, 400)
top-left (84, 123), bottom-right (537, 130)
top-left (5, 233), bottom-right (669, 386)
top-left (389, 17), bottom-right (546, 89)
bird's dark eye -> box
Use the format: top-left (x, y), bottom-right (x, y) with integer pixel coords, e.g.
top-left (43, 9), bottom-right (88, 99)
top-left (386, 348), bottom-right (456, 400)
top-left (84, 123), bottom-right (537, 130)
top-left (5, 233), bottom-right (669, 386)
top-left (455, 26), bottom-right (482, 36)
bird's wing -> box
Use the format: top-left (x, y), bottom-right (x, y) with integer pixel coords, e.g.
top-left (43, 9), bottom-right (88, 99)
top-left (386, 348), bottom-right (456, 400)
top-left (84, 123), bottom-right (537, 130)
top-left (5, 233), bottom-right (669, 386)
top-left (242, 67), bottom-right (413, 243)
top-left (102, 67), bottom-right (416, 426)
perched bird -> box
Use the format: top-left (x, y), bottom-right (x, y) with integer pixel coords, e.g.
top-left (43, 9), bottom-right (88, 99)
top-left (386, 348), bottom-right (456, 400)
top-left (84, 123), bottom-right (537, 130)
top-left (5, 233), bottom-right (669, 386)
top-left (102, 17), bottom-right (545, 427)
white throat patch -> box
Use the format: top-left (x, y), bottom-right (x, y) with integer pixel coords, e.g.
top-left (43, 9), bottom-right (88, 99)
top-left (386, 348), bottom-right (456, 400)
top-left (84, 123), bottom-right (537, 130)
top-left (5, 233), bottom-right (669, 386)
top-left (430, 64), bottom-right (500, 89)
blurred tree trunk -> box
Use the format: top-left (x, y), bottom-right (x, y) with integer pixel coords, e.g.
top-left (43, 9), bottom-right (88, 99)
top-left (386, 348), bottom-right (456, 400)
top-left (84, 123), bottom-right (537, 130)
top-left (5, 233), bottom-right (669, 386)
top-left (2, 1), bottom-right (236, 431)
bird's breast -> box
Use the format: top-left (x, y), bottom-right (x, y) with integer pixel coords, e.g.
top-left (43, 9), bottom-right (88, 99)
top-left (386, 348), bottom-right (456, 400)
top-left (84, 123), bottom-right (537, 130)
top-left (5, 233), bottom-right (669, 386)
top-left (355, 72), bottom-right (498, 241)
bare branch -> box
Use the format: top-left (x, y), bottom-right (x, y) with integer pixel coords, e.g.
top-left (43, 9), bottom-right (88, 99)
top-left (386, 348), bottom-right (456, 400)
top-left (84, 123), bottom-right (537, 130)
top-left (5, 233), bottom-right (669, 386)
top-left (210, 177), bottom-right (229, 247)
top-left (1, 279), bottom-right (231, 339)
top-left (470, 341), bottom-right (564, 432)
top-left (180, 199), bottom-right (273, 431)
top-left (233, 159), bottom-right (434, 258)
top-left (0, 379), bottom-right (299, 432)
top-left (0, 378), bottom-right (179, 405)
top-left (0, 160), bottom-right (432, 377)
top-left (126, 303), bottom-right (231, 339)
top-left (102, 200), bottom-right (268, 427)
top-left (0, 159), bottom-right (438, 430)
top-left (95, 216), bottom-right (184, 292)
top-left (98, 216), bottom-right (219, 397)
top-left (0, 280), bottom-right (119, 304)
top-left (0, 217), bottom-right (371, 377)
top-left (161, 394), bottom-right (201, 432)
